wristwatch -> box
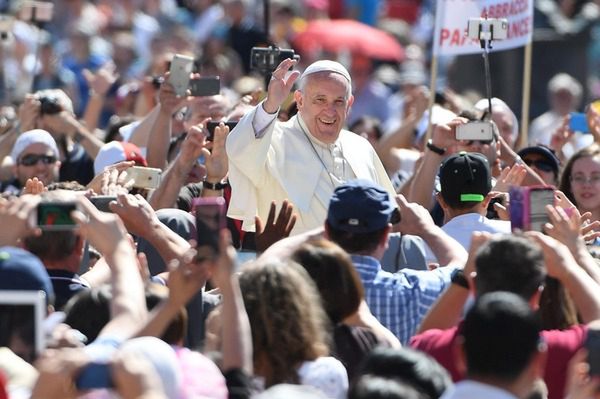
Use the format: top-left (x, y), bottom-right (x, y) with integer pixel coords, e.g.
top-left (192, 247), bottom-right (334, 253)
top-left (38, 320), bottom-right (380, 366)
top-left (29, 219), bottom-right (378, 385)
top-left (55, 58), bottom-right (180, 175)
top-left (202, 180), bottom-right (229, 190)
top-left (451, 269), bottom-right (470, 289)
top-left (426, 139), bottom-right (446, 155)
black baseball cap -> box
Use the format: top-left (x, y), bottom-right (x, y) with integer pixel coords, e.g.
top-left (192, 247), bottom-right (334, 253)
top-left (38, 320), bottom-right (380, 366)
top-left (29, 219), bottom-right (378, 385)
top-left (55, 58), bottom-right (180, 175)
top-left (440, 152), bottom-right (491, 208)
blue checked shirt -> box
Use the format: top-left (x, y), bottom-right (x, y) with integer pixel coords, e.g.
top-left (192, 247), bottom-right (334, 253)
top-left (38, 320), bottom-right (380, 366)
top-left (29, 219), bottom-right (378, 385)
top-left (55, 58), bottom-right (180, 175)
top-left (351, 254), bottom-right (457, 345)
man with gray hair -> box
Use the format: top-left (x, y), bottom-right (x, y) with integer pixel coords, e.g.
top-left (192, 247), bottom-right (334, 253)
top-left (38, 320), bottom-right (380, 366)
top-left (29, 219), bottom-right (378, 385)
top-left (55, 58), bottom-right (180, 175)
top-left (226, 58), bottom-right (396, 235)
top-left (529, 73), bottom-right (583, 146)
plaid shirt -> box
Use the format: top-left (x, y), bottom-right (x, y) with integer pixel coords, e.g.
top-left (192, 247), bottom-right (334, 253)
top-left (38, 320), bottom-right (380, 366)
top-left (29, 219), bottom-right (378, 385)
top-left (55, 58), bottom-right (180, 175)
top-left (351, 255), bottom-right (456, 344)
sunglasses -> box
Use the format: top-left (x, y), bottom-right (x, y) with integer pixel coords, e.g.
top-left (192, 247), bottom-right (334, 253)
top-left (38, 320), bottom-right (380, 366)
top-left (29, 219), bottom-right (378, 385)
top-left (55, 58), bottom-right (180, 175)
top-left (522, 158), bottom-right (554, 173)
top-left (465, 139), bottom-right (494, 146)
top-left (19, 154), bottom-right (57, 166)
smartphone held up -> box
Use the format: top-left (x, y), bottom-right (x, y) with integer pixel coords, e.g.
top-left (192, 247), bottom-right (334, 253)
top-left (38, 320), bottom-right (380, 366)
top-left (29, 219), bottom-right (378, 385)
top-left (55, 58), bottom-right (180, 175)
top-left (192, 197), bottom-right (227, 261)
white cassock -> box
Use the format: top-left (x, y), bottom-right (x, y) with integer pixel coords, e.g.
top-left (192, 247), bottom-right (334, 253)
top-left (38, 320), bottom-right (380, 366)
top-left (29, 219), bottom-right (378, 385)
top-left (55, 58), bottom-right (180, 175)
top-left (226, 104), bottom-right (397, 235)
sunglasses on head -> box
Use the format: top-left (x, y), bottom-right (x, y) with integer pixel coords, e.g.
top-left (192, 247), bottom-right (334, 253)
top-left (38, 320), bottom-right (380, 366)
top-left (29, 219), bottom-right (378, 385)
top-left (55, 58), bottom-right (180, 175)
top-left (522, 158), bottom-right (554, 173)
top-left (19, 154), bottom-right (57, 166)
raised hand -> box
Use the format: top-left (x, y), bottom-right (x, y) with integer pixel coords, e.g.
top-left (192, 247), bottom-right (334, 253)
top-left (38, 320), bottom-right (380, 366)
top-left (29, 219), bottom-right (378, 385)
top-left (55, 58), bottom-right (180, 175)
top-left (393, 194), bottom-right (435, 236)
top-left (496, 164), bottom-right (527, 192)
top-left (0, 195), bottom-right (41, 245)
top-left (86, 161), bottom-right (135, 195)
top-left (83, 63), bottom-right (119, 97)
top-left (203, 122), bottom-right (229, 183)
top-left (254, 200), bottom-right (297, 252)
top-left (108, 193), bottom-right (161, 238)
top-left (23, 177), bottom-right (46, 195)
top-left (262, 58), bottom-right (300, 114)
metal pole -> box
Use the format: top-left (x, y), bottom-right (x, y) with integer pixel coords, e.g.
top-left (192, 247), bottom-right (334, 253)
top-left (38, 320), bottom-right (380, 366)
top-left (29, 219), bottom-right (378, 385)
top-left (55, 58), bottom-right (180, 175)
top-left (263, 0), bottom-right (270, 39)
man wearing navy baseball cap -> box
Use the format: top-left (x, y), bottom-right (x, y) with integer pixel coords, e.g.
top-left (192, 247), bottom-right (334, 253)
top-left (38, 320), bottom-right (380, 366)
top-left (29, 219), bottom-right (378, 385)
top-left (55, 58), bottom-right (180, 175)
top-left (325, 179), bottom-right (467, 344)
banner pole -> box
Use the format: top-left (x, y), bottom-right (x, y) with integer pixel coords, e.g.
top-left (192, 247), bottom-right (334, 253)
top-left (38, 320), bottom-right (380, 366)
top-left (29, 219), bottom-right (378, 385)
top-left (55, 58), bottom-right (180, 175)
top-left (425, 55), bottom-right (439, 142)
top-left (519, 41), bottom-right (532, 149)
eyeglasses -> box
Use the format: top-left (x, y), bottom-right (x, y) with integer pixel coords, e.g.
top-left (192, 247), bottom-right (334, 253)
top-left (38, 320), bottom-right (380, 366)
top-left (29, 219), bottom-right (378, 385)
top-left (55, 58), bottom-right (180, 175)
top-left (570, 175), bottom-right (600, 185)
top-left (19, 154), bottom-right (57, 166)
top-left (522, 158), bottom-right (555, 173)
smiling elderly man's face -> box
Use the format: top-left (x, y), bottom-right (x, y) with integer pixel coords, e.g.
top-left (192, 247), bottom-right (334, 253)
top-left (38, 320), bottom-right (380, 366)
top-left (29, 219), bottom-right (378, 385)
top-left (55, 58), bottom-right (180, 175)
top-left (294, 72), bottom-right (354, 144)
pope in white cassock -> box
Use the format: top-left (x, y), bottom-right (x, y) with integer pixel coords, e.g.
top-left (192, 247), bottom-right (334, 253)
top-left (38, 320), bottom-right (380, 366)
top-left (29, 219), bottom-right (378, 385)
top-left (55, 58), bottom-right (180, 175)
top-left (226, 58), bottom-right (396, 235)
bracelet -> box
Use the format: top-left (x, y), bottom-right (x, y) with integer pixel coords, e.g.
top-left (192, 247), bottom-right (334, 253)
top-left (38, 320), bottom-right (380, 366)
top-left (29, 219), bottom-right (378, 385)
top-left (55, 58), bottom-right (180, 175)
top-left (426, 139), bottom-right (446, 155)
top-left (451, 269), bottom-right (470, 289)
top-left (203, 180), bottom-right (229, 190)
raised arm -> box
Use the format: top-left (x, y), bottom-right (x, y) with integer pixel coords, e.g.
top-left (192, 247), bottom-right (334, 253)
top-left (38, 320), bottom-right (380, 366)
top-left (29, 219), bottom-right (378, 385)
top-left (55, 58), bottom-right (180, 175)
top-left (395, 194), bottom-right (468, 267)
top-left (109, 193), bottom-right (191, 264)
top-left (73, 197), bottom-right (147, 339)
top-left (212, 230), bottom-right (253, 374)
top-left (145, 77), bottom-right (188, 169)
top-left (417, 232), bottom-right (491, 333)
top-left (407, 119), bottom-right (461, 210)
top-left (81, 64), bottom-right (119, 134)
top-left (148, 124), bottom-right (229, 210)
top-left (530, 232), bottom-right (600, 324)
top-left (226, 59), bottom-right (299, 184)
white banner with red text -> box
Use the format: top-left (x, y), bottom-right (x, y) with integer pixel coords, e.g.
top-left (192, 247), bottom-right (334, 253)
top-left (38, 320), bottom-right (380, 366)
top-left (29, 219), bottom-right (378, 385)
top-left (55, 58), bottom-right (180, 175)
top-left (433, 0), bottom-right (533, 56)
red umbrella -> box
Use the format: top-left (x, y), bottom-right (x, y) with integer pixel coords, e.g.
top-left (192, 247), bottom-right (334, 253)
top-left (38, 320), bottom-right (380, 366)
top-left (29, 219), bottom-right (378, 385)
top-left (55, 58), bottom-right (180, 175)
top-left (292, 19), bottom-right (404, 62)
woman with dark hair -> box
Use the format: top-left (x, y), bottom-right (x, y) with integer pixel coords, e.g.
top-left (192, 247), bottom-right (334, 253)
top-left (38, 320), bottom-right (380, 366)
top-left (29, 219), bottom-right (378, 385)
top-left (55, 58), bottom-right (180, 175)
top-left (291, 239), bottom-right (399, 382)
top-left (238, 260), bottom-right (348, 398)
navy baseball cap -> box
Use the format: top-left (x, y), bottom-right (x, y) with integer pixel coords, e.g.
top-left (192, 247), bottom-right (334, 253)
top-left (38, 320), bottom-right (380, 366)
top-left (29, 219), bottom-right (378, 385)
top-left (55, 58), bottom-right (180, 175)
top-left (517, 145), bottom-right (560, 176)
top-left (327, 179), bottom-right (396, 233)
top-left (0, 247), bottom-right (54, 305)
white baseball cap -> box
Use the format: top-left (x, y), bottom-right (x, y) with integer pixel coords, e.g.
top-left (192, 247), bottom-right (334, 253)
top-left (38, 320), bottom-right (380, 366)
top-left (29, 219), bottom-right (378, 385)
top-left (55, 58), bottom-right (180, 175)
top-left (10, 129), bottom-right (59, 162)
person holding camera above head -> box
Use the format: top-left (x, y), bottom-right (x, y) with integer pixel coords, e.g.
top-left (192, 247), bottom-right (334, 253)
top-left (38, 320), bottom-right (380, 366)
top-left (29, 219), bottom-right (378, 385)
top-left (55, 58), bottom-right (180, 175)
top-left (226, 58), bottom-right (396, 235)
top-left (422, 151), bottom-right (510, 261)
top-left (0, 89), bottom-right (105, 187)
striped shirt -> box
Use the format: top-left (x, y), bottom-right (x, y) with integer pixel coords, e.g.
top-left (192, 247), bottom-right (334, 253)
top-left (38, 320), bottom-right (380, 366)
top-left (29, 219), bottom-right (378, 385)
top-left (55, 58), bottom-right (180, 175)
top-left (351, 254), bottom-right (456, 344)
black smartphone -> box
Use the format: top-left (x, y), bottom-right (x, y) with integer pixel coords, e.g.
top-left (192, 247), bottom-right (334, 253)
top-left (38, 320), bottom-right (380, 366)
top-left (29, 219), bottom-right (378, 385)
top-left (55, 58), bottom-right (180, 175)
top-left (205, 121), bottom-right (238, 141)
top-left (189, 76), bottom-right (220, 97)
top-left (192, 197), bottom-right (227, 261)
top-left (586, 329), bottom-right (600, 376)
top-left (89, 196), bottom-right (117, 213)
top-left (37, 202), bottom-right (77, 231)
top-left (76, 362), bottom-right (114, 390)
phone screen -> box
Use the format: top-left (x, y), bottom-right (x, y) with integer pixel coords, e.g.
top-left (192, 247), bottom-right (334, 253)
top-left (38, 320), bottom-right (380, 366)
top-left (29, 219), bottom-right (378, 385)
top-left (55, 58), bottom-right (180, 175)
top-left (569, 112), bottom-right (589, 133)
top-left (193, 197), bottom-right (226, 261)
top-left (205, 121), bottom-right (238, 141)
top-left (76, 362), bottom-right (114, 390)
top-left (586, 329), bottom-right (600, 376)
top-left (89, 196), bottom-right (117, 213)
top-left (37, 202), bottom-right (77, 230)
top-left (529, 188), bottom-right (554, 232)
top-left (189, 76), bottom-right (220, 97)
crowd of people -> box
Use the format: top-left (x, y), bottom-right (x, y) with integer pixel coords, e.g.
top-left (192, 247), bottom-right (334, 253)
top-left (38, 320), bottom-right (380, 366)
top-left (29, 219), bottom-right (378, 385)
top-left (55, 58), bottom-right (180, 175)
top-left (1, 0), bottom-right (600, 398)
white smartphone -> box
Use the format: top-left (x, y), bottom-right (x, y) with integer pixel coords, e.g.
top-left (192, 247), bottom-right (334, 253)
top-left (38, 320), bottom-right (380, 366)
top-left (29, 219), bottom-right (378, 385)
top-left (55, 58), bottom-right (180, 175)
top-left (126, 166), bottom-right (162, 189)
top-left (456, 121), bottom-right (495, 141)
top-left (20, 1), bottom-right (54, 23)
top-left (167, 54), bottom-right (194, 97)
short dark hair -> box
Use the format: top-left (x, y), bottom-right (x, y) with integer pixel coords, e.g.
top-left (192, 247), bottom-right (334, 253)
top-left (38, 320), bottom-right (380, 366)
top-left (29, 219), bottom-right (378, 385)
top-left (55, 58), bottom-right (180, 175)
top-left (23, 190), bottom-right (81, 261)
top-left (349, 375), bottom-right (427, 399)
top-left (462, 291), bottom-right (541, 381)
top-left (291, 239), bottom-right (364, 323)
top-left (475, 235), bottom-right (546, 300)
top-left (24, 230), bottom-right (79, 262)
top-left (359, 347), bottom-right (452, 399)
top-left (326, 221), bottom-right (387, 254)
